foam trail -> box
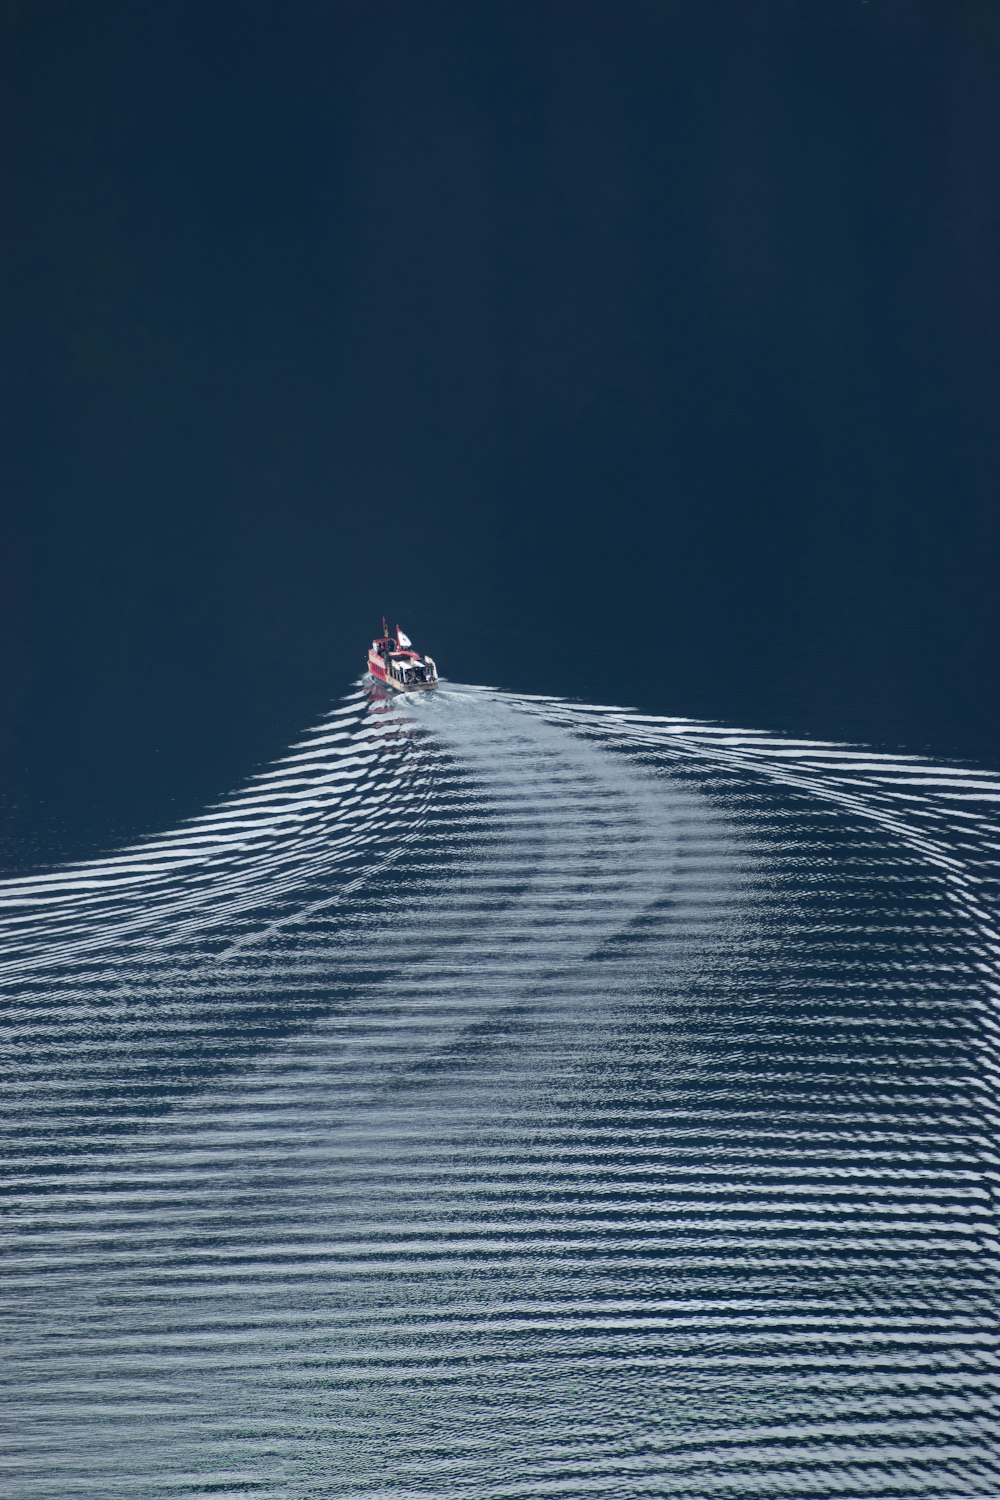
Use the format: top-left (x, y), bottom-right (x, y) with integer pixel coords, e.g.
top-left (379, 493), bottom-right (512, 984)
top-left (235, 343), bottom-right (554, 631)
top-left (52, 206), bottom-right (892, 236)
top-left (1, 684), bottom-right (997, 1498)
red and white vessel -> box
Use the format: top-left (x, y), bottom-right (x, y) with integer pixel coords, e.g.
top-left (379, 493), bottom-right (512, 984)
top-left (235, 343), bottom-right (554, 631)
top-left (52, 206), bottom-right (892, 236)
top-left (366, 618), bottom-right (438, 692)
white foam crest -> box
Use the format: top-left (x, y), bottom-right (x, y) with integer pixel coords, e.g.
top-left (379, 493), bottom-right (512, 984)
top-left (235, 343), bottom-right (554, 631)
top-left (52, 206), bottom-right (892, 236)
top-left (0, 696), bottom-right (423, 973)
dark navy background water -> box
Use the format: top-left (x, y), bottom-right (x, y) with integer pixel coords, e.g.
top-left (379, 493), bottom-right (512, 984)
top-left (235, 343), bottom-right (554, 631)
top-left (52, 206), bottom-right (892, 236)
top-left (2, 3), bottom-right (999, 1495)
top-left (3, 0), bottom-right (1000, 868)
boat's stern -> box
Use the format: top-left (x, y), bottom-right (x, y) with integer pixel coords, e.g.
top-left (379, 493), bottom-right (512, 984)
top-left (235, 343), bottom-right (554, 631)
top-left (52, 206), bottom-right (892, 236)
top-left (365, 620), bottom-right (437, 691)
top-left (385, 651), bottom-right (437, 690)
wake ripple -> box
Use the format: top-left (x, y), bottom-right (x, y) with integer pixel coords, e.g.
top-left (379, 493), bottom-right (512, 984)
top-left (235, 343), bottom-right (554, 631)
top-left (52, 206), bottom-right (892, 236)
top-left (1, 684), bottom-right (997, 1498)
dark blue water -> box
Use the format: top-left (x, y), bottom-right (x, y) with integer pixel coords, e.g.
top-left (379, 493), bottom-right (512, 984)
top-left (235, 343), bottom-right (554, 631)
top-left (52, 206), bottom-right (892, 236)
top-left (2, 682), bottom-right (997, 1497)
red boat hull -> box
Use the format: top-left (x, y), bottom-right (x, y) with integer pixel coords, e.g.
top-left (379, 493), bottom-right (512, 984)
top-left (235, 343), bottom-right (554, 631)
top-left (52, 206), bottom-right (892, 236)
top-left (366, 635), bottom-right (437, 691)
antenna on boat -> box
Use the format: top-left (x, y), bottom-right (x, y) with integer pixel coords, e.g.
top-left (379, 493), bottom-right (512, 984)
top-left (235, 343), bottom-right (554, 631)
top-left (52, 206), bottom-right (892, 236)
top-left (381, 615), bottom-right (389, 639)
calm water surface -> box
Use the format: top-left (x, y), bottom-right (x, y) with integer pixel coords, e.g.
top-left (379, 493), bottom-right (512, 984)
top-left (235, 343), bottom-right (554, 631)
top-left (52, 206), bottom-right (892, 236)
top-left (1, 684), bottom-right (998, 1497)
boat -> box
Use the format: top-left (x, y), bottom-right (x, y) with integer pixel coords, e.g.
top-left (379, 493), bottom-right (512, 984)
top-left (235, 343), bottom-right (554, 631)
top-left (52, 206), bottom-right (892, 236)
top-left (366, 618), bottom-right (438, 692)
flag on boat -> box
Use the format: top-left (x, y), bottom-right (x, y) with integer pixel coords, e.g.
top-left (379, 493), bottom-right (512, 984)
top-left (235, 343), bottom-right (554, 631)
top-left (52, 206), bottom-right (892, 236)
top-left (396, 627), bottom-right (412, 649)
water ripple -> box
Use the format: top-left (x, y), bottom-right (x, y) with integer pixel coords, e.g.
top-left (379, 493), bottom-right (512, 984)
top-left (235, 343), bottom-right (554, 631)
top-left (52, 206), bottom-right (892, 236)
top-left (1, 684), bottom-right (997, 1497)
